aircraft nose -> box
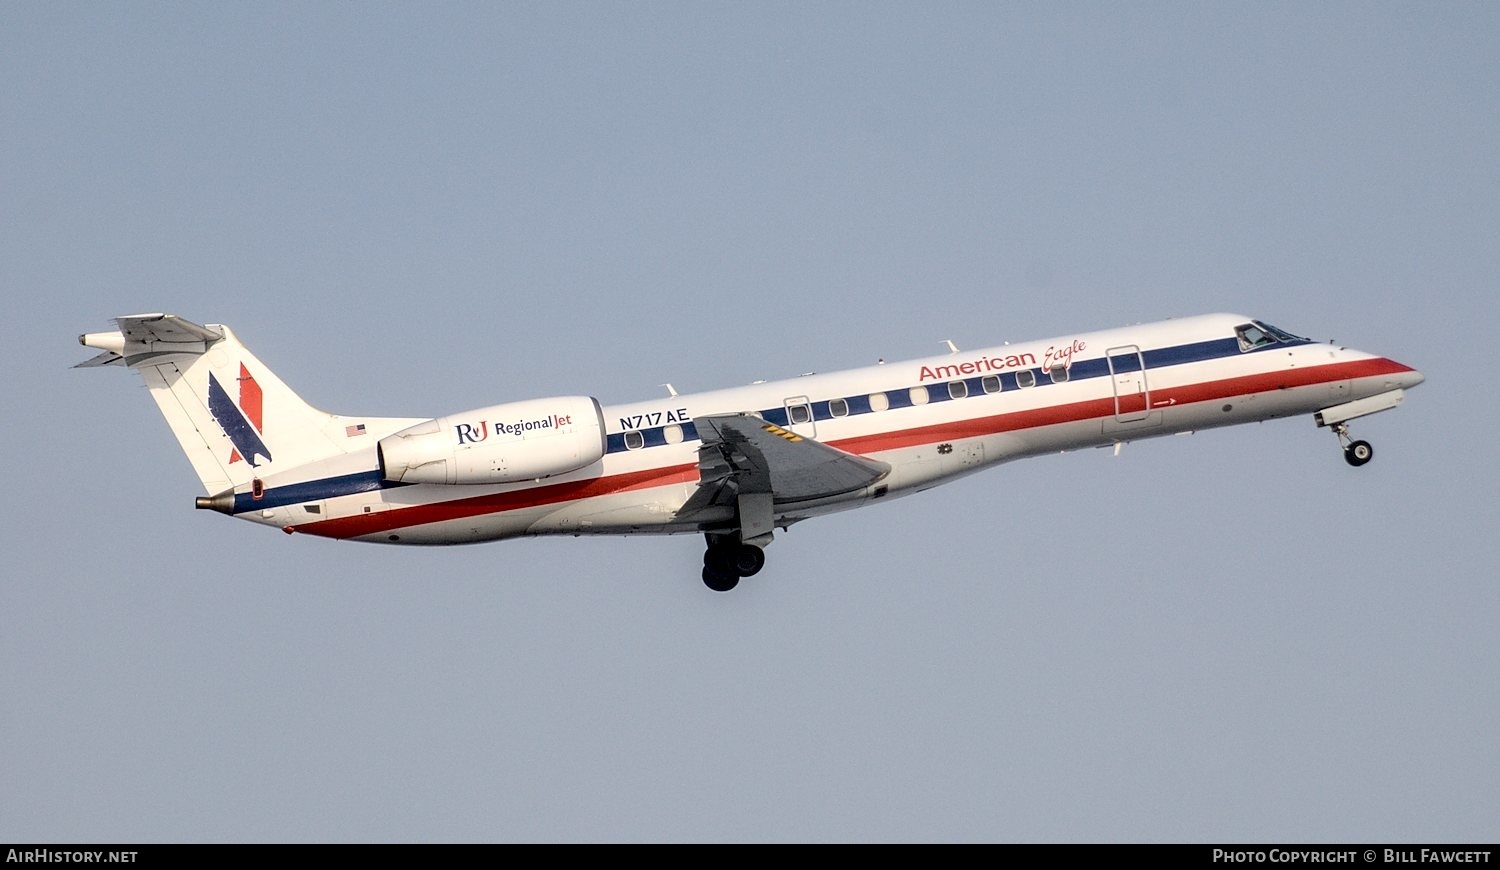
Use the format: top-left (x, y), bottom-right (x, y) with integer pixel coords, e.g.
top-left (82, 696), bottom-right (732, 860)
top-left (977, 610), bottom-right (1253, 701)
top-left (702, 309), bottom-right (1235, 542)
top-left (1366, 355), bottom-right (1424, 391)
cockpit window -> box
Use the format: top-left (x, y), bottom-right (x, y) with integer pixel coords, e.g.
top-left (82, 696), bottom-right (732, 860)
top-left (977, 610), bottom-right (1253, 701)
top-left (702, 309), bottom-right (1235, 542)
top-left (1256, 321), bottom-right (1308, 342)
top-left (1237, 321), bottom-right (1309, 351)
top-left (1235, 323), bottom-right (1276, 352)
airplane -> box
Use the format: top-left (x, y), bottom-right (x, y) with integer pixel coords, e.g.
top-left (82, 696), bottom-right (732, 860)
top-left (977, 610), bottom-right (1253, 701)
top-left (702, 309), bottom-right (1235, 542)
top-left (78, 312), bottom-right (1423, 591)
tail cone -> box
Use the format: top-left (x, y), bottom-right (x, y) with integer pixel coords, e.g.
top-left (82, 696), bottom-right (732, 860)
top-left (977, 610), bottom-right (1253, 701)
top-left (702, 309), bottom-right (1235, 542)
top-left (195, 489), bottom-right (236, 514)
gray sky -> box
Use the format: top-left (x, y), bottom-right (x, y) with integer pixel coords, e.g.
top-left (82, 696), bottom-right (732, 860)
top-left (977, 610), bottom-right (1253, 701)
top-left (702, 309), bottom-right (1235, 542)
top-left (3, 2), bottom-right (1497, 842)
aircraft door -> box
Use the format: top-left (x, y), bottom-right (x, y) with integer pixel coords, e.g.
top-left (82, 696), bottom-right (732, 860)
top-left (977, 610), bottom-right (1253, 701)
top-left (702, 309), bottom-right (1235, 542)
top-left (1106, 345), bottom-right (1150, 422)
top-left (783, 395), bottom-right (816, 439)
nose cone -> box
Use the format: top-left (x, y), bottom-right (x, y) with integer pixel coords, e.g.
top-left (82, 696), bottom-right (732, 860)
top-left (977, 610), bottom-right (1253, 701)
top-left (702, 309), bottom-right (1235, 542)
top-left (1396, 365), bottom-right (1425, 390)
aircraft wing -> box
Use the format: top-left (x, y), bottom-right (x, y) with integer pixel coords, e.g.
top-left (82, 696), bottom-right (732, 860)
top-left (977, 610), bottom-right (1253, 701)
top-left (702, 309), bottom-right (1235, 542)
top-left (691, 414), bottom-right (890, 504)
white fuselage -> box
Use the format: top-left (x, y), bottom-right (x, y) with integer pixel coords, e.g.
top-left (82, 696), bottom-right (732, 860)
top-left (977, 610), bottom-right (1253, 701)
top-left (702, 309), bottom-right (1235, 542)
top-left (231, 313), bottom-right (1421, 546)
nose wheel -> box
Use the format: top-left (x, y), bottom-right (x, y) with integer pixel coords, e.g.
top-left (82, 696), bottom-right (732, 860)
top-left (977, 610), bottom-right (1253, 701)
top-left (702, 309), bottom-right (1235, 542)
top-left (1331, 423), bottom-right (1374, 467)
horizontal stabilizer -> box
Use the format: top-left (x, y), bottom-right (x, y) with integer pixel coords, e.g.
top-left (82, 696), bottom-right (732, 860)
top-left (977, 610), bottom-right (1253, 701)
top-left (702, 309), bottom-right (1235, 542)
top-left (78, 313), bottom-right (224, 368)
top-left (73, 350), bottom-right (126, 368)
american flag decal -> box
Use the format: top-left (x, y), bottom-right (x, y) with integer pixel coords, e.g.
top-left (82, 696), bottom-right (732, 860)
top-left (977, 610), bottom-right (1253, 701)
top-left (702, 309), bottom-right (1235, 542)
top-left (345, 423), bottom-right (367, 437)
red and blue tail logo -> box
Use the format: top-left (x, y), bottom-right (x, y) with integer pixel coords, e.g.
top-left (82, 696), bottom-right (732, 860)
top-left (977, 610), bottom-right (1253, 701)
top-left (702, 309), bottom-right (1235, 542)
top-left (207, 364), bottom-right (272, 468)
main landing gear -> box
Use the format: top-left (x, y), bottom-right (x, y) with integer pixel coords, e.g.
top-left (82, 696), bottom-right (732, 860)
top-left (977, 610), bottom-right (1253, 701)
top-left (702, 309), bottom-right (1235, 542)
top-left (1330, 422), bottom-right (1374, 467)
top-left (702, 536), bottom-right (766, 592)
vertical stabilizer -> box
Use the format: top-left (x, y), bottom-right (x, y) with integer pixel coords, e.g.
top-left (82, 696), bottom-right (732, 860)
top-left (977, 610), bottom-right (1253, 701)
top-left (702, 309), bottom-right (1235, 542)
top-left (78, 314), bottom-right (411, 494)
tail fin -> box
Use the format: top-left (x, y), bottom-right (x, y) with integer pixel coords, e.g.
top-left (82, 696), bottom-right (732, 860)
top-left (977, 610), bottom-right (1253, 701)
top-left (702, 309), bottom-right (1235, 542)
top-left (78, 313), bottom-right (409, 495)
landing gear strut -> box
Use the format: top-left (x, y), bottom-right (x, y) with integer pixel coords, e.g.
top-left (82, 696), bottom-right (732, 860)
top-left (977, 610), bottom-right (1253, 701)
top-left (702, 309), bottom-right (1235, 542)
top-left (1330, 422), bottom-right (1374, 467)
top-left (701, 535), bottom-right (767, 592)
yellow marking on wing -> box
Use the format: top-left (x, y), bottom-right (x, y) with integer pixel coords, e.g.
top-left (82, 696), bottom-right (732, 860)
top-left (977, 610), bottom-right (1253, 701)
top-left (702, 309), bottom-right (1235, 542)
top-left (762, 423), bottom-right (803, 442)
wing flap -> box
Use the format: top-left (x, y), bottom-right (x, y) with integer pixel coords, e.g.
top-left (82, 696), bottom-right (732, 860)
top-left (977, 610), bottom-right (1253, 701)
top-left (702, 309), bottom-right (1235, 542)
top-left (693, 414), bottom-right (890, 503)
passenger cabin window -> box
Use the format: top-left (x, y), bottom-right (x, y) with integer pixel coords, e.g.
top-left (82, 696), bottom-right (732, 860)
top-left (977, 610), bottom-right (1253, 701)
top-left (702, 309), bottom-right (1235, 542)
top-left (828, 398), bottom-right (849, 417)
top-left (982, 375), bottom-right (1001, 394)
top-left (909, 386), bottom-right (929, 405)
top-left (788, 403), bottom-right (812, 425)
top-left (624, 430), bottom-right (645, 450)
top-left (1016, 370), bottom-right (1036, 388)
top-left (948, 380), bottom-right (967, 400)
top-left (869, 392), bottom-right (889, 412)
top-left (1049, 365), bottom-right (1069, 384)
top-left (663, 424), bottom-right (684, 444)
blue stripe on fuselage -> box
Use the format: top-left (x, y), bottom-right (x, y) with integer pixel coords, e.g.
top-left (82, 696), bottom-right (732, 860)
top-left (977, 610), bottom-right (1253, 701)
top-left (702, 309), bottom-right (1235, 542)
top-left (605, 335), bottom-right (1303, 453)
top-left (233, 469), bottom-right (402, 513)
top-left (239, 333), bottom-right (1306, 513)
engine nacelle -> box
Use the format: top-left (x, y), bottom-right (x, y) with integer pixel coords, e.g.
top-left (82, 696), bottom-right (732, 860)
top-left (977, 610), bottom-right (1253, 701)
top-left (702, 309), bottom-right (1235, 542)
top-left (379, 396), bottom-right (606, 485)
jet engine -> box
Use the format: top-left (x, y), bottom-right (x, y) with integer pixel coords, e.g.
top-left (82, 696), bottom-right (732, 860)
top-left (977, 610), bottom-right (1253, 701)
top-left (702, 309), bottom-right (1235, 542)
top-left (379, 396), bottom-right (607, 485)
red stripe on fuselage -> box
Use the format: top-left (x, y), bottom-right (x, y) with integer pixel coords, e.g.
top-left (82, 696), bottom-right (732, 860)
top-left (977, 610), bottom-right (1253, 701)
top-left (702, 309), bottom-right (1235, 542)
top-left (293, 464), bottom-right (700, 540)
top-left (833, 356), bottom-right (1413, 455)
top-left (293, 356), bottom-right (1412, 540)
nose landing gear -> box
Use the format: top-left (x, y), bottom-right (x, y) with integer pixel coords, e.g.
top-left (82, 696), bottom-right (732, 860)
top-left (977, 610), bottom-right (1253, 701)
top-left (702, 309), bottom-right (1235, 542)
top-left (1330, 422), bottom-right (1374, 467)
